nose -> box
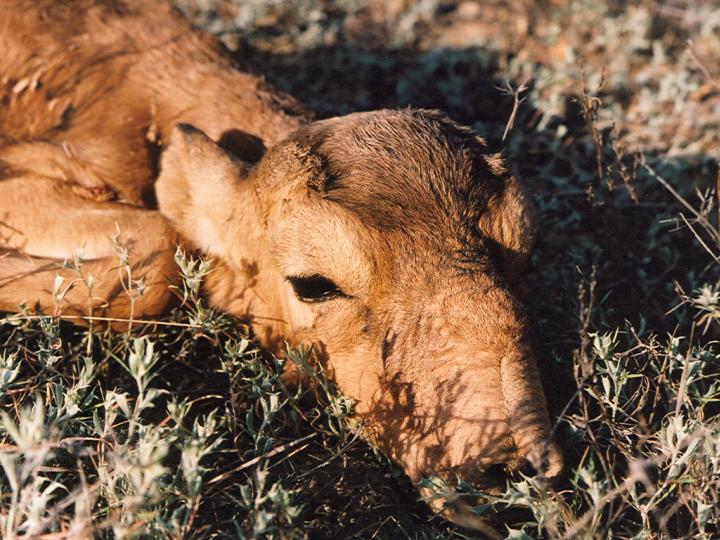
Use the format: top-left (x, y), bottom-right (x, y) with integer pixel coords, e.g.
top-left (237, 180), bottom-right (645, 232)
top-left (430, 442), bottom-right (563, 533)
top-left (507, 436), bottom-right (564, 484)
top-left (475, 460), bottom-right (538, 492)
top-left (524, 436), bottom-right (564, 479)
top-left (472, 442), bottom-right (563, 492)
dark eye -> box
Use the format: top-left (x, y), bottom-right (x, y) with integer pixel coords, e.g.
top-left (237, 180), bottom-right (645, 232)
top-left (287, 275), bottom-right (346, 303)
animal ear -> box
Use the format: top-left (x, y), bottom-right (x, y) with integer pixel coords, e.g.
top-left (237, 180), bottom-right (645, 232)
top-left (285, 139), bottom-right (331, 192)
top-left (156, 124), bottom-right (250, 263)
top-left (253, 129), bottom-right (332, 194)
top-left (478, 172), bottom-right (538, 285)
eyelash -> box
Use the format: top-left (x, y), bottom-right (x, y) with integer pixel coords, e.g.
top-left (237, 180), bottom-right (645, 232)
top-left (287, 274), bottom-right (347, 303)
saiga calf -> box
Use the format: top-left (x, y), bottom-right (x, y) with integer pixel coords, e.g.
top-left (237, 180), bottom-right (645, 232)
top-left (0, 0), bottom-right (562, 529)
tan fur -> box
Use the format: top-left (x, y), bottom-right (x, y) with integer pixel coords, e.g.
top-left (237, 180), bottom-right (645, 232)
top-left (0, 1), bottom-right (561, 528)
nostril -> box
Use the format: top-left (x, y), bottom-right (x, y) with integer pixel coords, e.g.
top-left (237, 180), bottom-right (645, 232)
top-left (513, 458), bottom-right (538, 479)
top-left (482, 462), bottom-right (510, 488)
top-left (508, 458), bottom-right (559, 484)
top-left (507, 444), bottom-right (564, 484)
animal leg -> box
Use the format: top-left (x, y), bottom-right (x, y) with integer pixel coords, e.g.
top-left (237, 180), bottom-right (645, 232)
top-left (0, 176), bottom-right (179, 320)
top-left (0, 141), bottom-right (117, 201)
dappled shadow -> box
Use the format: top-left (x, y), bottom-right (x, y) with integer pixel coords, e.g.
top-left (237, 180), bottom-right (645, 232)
top-left (367, 370), bottom-right (514, 486)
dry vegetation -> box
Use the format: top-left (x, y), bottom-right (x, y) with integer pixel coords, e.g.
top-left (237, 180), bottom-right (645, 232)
top-left (2, 0), bottom-right (720, 538)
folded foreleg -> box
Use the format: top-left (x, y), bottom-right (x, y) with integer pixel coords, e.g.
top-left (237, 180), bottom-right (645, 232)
top-left (0, 176), bottom-right (179, 321)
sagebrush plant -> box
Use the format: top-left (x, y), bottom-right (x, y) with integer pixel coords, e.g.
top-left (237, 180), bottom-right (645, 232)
top-left (0, 249), bottom-right (356, 539)
top-left (2, 0), bottom-right (720, 538)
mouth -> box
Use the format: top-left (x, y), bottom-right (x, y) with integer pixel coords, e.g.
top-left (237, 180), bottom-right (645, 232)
top-left (420, 457), bottom-right (564, 533)
top-left (430, 483), bottom-right (537, 537)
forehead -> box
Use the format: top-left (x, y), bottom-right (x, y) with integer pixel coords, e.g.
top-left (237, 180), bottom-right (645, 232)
top-left (268, 110), bottom-right (510, 283)
top-left (269, 196), bottom-right (382, 292)
top-left (312, 110), bottom-right (505, 234)
top-left (270, 182), bottom-right (495, 290)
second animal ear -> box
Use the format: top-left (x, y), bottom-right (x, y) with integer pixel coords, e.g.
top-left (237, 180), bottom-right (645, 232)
top-left (478, 173), bottom-right (538, 285)
top-left (253, 127), bottom-right (333, 196)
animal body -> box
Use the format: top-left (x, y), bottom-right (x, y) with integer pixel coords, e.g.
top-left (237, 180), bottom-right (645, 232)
top-left (0, 0), bottom-right (561, 529)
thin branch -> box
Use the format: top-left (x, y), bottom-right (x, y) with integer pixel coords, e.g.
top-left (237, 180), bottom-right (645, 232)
top-left (496, 78), bottom-right (530, 142)
top-left (637, 156), bottom-right (720, 245)
top-left (0, 314), bottom-right (204, 329)
top-left (687, 40), bottom-right (720, 89)
top-left (207, 432), bottom-right (317, 485)
top-left (0, 312), bottom-right (287, 328)
top-left (674, 325), bottom-right (695, 417)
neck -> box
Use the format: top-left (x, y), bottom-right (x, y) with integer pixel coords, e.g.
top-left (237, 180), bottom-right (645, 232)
top-left (144, 54), bottom-right (311, 159)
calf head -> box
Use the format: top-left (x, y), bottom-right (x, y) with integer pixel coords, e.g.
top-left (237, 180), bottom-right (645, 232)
top-left (156, 109), bottom-right (562, 528)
